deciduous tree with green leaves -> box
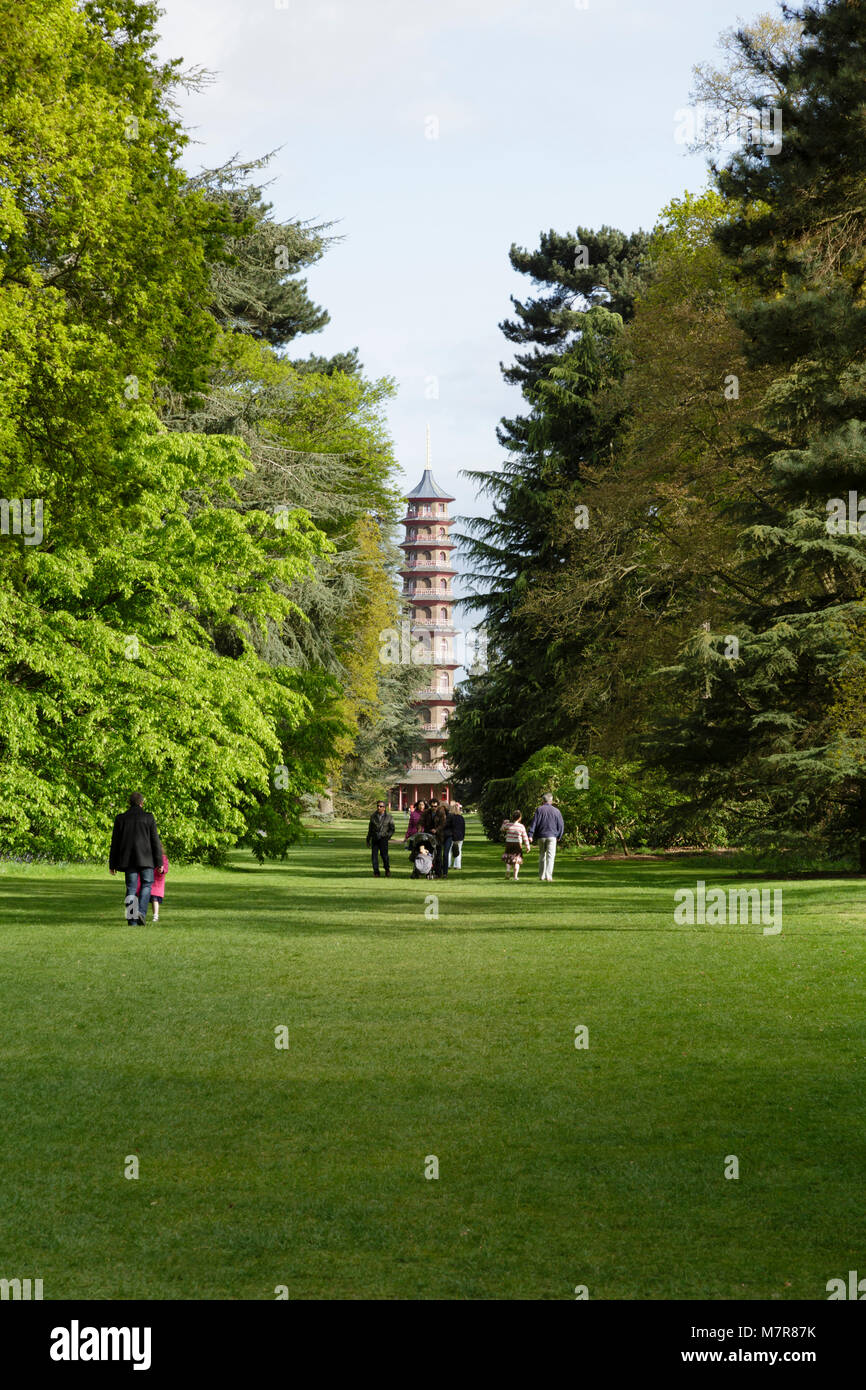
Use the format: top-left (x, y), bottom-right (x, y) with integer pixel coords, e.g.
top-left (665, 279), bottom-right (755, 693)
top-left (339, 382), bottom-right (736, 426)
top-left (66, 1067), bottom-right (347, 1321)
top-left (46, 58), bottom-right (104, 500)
top-left (0, 0), bottom-right (342, 860)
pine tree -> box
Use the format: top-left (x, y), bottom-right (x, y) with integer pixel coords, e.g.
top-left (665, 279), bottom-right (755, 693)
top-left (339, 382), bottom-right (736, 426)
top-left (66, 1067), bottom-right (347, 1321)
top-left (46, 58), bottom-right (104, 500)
top-left (449, 229), bottom-right (651, 793)
top-left (649, 0), bottom-right (866, 865)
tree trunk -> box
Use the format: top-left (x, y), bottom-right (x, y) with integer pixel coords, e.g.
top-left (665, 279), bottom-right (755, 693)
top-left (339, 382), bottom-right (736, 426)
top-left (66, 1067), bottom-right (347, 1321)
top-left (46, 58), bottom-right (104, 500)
top-left (859, 781), bottom-right (866, 873)
top-left (614, 824), bottom-right (630, 856)
top-left (317, 788), bottom-right (334, 816)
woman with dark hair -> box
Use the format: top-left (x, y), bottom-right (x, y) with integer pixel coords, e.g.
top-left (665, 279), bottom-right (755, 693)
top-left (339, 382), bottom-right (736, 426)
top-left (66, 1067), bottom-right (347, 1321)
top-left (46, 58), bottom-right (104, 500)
top-left (404, 800), bottom-right (426, 841)
top-left (500, 810), bottom-right (530, 880)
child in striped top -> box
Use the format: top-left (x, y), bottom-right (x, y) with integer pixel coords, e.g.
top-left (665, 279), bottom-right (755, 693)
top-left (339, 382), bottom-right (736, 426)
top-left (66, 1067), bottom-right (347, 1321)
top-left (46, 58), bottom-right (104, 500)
top-left (500, 812), bottom-right (530, 879)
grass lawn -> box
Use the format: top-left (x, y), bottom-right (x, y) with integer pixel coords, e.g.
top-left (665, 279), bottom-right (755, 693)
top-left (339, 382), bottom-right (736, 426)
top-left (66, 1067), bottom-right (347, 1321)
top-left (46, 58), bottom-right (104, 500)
top-left (0, 816), bottom-right (864, 1301)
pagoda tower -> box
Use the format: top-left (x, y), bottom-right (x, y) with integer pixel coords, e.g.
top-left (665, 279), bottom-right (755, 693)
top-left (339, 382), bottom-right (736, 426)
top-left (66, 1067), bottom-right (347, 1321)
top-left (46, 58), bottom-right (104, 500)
top-left (391, 432), bottom-right (457, 811)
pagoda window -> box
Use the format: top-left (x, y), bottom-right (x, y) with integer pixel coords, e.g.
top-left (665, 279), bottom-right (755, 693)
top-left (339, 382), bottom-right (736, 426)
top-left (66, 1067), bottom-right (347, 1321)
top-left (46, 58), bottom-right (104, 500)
top-left (440, 607), bottom-right (448, 620)
top-left (439, 551), bottom-right (447, 563)
top-left (422, 579), bottom-right (432, 590)
top-left (422, 551), bottom-right (432, 563)
top-left (438, 527), bottom-right (446, 537)
top-left (439, 578), bottom-right (448, 590)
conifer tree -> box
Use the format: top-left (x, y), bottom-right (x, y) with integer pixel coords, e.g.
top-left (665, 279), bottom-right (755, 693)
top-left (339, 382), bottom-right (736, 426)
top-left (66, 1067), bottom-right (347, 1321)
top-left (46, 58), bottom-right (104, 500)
top-left (450, 230), bottom-right (651, 792)
top-left (649, 0), bottom-right (866, 863)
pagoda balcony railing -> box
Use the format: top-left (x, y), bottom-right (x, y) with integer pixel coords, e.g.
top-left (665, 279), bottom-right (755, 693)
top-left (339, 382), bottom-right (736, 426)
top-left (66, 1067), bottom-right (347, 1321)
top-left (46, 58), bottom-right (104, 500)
top-left (420, 725), bottom-right (449, 736)
top-left (403, 619), bottom-right (454, 629)
top-left (413, 688), bottom-right (454, 700)
top-left (402, 544), bottom-right (455, 553)
top-left (401, 562), bottom-right (456, 572)
top-left (404, 764), bottom-right (449, 775)
top-left (400, 528), bottom-right (458, 539)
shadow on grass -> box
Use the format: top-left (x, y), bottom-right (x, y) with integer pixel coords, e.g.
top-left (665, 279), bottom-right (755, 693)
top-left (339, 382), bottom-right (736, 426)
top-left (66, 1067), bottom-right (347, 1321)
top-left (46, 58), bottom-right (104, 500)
top-left (1, 850), bottom-right (859, 947)
top-left (0, 891), bottom-right (851, 941)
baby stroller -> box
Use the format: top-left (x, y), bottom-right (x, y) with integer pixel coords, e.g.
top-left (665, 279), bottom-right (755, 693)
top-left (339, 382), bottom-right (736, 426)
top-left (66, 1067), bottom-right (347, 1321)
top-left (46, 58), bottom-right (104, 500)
top-left (407, 830), bottom-right (436, 879)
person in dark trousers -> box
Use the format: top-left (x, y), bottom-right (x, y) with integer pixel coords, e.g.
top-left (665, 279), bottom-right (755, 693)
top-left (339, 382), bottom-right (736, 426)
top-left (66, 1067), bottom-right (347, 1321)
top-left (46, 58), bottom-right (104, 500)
top-left (366, 800), bottom-right (395, 877)
top-left (527, 792), bottom-right (565, 881)
top-left (440, 801), bottom-right (454, 879)
top-left (109, 792), bottom-right (166, 926)
top-left (424, 797), bottom-right (448, 877)
top-left (448, 803), bottom-right (466, 870)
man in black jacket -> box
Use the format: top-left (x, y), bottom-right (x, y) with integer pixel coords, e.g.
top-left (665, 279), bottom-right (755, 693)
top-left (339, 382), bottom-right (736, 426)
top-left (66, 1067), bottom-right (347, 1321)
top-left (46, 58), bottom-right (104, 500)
top-left (366, 800), bottom-right (395, 877)
top-left (109, 792), bottom-right (165, 925)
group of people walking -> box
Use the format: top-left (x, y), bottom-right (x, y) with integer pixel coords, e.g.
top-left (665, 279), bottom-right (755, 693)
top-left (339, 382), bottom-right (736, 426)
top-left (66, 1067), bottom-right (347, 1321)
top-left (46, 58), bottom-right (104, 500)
top-left (108, 789), bottom-right (566, 923)
top-left (365, 792), bottom-right (565, 882)
top-left (365, 797), bottom-right (466, 878)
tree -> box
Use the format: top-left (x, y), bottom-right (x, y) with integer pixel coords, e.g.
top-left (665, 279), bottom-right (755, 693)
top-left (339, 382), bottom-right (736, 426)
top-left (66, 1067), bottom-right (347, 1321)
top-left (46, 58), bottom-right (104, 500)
top-left (498, 226), bottom-right (651, 456)
top-left (190, 155), bottom-right (333, 347)
top-left (686, 11), bottom-right (805, 154)
top-left (515, 189), bottom-right (767, 759)
top-left (512, 746), bottom-right (686, 853)
top-left (163, 158), bottom-right (416, 819)
top-left (451, 227), bottom-right (651, 793)
top-left (0, 0), bottom-right (340, 859)
top-left (649, 0), bottom-right (866, 865)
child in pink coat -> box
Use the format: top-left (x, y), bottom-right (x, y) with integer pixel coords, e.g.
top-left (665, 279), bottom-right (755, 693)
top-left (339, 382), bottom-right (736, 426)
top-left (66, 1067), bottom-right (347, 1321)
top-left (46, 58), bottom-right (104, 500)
top-left (137, 855), bottom-right (169, 922)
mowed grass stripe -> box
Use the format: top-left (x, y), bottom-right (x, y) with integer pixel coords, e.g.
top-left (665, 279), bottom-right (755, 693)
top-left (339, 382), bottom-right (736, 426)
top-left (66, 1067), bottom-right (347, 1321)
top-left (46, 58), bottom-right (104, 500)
top-left (0, 817), bottom-right (863, 1299)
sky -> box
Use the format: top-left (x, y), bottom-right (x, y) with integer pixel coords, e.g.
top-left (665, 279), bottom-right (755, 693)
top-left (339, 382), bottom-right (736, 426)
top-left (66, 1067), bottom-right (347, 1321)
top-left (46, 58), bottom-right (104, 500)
top-left (154, 0), bottom-right (770, 599)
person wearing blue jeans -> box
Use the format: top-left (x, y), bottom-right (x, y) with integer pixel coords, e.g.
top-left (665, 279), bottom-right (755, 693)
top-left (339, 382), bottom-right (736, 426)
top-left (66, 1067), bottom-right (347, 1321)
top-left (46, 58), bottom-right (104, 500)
top-left (126, 866), bottom-right (155, 925)
top-left (109, 792), bottom-right (166, 926)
